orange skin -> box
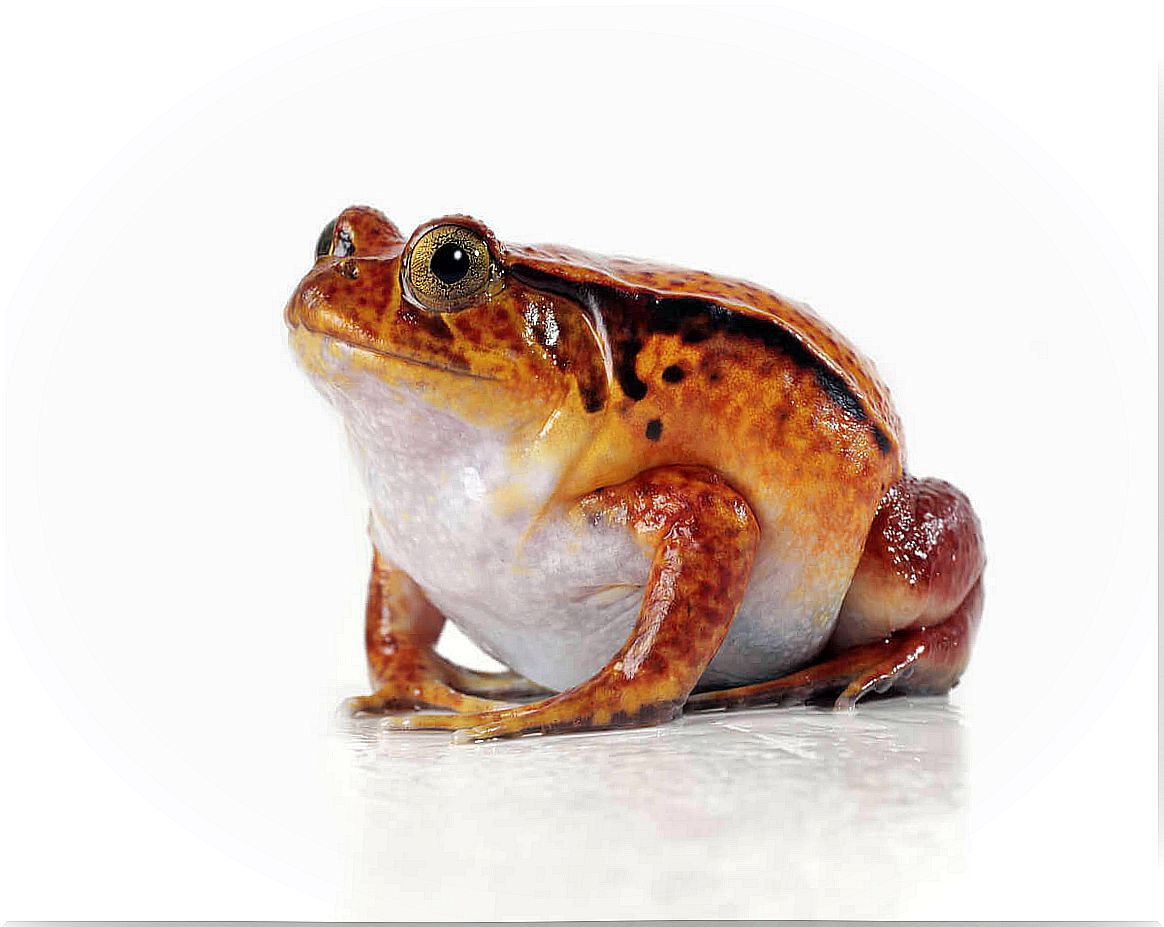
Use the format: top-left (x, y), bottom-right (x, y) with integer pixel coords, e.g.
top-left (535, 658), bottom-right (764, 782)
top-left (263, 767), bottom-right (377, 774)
top-left (286, 206), bottom-right (985, 743)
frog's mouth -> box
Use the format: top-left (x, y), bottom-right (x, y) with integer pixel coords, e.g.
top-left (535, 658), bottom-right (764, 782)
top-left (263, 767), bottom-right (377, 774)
top-left (287, 322), bottom-right (498, 384)
top-left (350, 342), bottom-right (499, 381)
top-left (284, 280), bottom-right (498, 384)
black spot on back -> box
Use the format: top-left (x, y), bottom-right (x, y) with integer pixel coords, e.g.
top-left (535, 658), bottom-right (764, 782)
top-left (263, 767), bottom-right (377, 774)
top-left (662, 364), bottom-right (685, 383)
top-left (614, 337), bottom-right (648, 400)
top-left (579, 383), bottom-right (607, 413)
top-left (645, 419), bottom-right (663, 441)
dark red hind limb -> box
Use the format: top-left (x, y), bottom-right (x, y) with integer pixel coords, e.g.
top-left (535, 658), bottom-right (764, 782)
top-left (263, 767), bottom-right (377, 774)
top-left (687, 475), bottom-right (985, 712)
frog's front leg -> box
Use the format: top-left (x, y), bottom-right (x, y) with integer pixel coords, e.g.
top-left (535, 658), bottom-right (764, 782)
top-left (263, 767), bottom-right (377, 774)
top-left (687, 475), bottom-right (985, 712)
top-left (345, 549), bottom-right (550, 715)
top-left (383, 466), bottom-right (760, 743)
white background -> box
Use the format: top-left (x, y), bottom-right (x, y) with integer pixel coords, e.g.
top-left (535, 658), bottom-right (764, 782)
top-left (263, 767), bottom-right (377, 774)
top-left (2, 1), bottom-right (1159, 919)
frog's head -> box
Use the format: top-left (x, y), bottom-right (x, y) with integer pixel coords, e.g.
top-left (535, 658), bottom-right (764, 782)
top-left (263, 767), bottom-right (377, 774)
top-left (286, 207), bottom-right (611, 434)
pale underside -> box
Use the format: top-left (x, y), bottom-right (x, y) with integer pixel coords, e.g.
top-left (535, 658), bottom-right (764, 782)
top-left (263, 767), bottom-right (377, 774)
top-left (302, 339), bottom-right (856, 691)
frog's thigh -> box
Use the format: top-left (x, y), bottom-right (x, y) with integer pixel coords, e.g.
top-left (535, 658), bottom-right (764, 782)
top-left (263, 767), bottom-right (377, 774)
top-left (687, 475), bottom-right (985, 712)
top-left (382, 466), bottom-right (760, 742)
top-left (347, 549), bottom-right (549, 716)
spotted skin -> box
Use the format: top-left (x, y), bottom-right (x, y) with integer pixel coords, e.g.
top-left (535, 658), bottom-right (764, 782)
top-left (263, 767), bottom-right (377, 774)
top-left (286, 206), bottom-right (986, 743)
top-left (502, 240), bottom-right (901, 445)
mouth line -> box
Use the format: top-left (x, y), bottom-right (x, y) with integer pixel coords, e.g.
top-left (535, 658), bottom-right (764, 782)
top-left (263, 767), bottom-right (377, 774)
top-left (293, 319), bottom-right (499, 382)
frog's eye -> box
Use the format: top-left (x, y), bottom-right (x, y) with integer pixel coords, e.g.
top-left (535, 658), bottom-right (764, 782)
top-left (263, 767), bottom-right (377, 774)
top-left (315, 219), bottom-right (336, 258)
top-left (404, 224), bottom-right (494, 312)
top-left (315, 218), bottom-right (354, 259)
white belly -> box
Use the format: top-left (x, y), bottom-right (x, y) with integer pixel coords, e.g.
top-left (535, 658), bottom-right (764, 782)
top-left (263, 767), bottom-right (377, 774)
top-left (357, 432), bottom-right (842, 690)
top-left (307, 343), bottom-right (842, 692)
top-left (408, 522), bottom-right (842, 692)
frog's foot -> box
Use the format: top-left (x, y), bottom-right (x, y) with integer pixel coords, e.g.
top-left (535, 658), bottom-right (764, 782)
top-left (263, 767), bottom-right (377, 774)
top-left (381, 689), bottom-right (684, 742)
top-left (346, 639), bottom-right (534, 715)
top-left (437, 661), bottom-right (554, 700)
top-left (381, 467), bottom-right (760, 743)
top-left (348, 550), bottom-right (535, 715)
top-left (345, 678), bottom-right (513, 716)
top-left (687, 577), bottom-right (984, 712)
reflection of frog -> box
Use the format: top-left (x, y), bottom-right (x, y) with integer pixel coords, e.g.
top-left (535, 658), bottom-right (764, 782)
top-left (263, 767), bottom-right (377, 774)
top-left (286, 206), bottom-right (985, 743)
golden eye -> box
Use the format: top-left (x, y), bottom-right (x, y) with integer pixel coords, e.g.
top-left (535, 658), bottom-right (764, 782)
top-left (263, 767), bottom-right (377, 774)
top-left (403, 224), bottom-right (494, 312)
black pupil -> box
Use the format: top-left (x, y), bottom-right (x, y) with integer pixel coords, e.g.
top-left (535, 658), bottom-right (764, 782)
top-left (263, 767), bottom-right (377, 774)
top-left (315, 219), bottom-right (337, 258)
top-left (430, 241), bottom-right (470, 285)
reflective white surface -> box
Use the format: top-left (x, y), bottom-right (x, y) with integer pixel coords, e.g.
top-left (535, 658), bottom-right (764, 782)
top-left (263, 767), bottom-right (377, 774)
top-left (330, 696), bottom-right (968, 920)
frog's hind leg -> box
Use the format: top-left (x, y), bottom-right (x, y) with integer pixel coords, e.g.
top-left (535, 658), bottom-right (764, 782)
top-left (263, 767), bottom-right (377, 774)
top-left (344, 549), bottom-right (548, 715)
top-left (380, 467), bottom-right (759, 742)
top-left (687, 475), bottom-right (985, 713)
top-left (687, 579), bottom-right (983, 711)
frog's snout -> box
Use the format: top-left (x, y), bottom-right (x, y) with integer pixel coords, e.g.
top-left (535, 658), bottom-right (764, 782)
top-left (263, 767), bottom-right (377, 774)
top-left (313, 205), bottom-right (406, 262)
top-left (286, 206), bottom-right (408, 337)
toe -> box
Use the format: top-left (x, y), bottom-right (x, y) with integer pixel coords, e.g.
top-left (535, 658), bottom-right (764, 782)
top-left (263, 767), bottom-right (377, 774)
top-left (343, 682), bottom-right (511, 716)
top-left (381, 710), bottom-right (484, 731)
top-left (446, 667), bottom-right (554, 699)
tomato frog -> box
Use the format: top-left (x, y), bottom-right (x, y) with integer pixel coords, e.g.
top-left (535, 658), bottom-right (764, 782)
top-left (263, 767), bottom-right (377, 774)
top-left (285, 206), bottom-right (985, 743)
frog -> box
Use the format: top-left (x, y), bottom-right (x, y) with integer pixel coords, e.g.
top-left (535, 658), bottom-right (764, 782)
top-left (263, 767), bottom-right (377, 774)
top-left (285, 205), bottom-right (985, 743)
